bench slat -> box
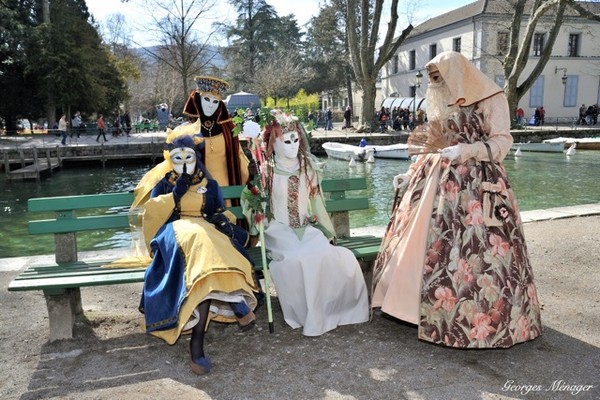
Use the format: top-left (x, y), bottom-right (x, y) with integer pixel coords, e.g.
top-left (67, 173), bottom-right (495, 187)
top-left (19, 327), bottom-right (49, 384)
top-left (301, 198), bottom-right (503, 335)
top-left (28, 192), bottom-right (134, 212)
top-left (29, 214), bottom-right (130, 234)
top-left (321, 177), bottom-right (367, 191)
top-left (325, 198), bottom-right (369, 212)
top-left (8, 269), bottom-right (145, 292)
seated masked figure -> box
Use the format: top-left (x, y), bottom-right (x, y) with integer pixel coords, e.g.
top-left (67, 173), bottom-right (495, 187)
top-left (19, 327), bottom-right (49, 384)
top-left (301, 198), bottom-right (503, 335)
top-left (243, 111), bottom-right (369, 336)
top-left (138, 128), bottom-right (259, 375)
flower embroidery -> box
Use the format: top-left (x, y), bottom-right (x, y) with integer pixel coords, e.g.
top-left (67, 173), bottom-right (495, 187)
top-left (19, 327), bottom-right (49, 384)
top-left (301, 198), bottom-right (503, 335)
top-left (443, 179), bottom-right (460, 202)
top-left (464, 200), bottom-right (484, 226)
top-left (453, 258), bottom-right (474, 286)
top-left (513, 315), bottom-right (530, 342)
top-left (287, 175), bottom-right (301, 228)
top-left (489, 233), bottom-right (510, 257)
top-left (433, 286), bottom-right (458, 312)
top-left (469, 312), bottom-right (497, 341)
top-left (478, 274), bottom-right (500, 303)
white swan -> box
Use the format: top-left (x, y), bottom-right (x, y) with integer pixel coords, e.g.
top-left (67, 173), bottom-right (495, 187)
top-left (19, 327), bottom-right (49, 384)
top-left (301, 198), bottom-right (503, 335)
top-left (515, 146), bottom-right (522, 157)
top-left (566, 143), bottom-right (576, 156)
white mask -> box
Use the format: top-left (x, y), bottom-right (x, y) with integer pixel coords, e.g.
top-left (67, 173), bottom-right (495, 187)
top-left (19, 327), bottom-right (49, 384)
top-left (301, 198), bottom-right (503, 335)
top-left (170, 147), bottom-right (196, 175)
top-left (200, 92), bottom-right (220, 117)
top-left (273, 131), bottom-right (300, 160)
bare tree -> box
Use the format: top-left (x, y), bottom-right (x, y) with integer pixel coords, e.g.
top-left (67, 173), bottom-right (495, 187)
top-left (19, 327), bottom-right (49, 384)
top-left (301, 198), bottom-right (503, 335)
top-left (345, 0), bottom-right (413, 131)
top-left (502, 0), bottom-right (600, 119)
top-left (136, 0), bottom-right (222, 100)
top-left (253, 50), bottom-right (315, 108)
top-left (502, 0), bottom-right (567, 119)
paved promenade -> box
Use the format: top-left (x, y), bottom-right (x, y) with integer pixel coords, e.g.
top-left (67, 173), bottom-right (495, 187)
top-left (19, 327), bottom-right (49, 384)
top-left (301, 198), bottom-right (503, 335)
top-left (1, 205), bottom-right (599, 399)
top-left (3, 120), bottom-right (598, 150)
top-left (1, 127), bottom-right (599, 399)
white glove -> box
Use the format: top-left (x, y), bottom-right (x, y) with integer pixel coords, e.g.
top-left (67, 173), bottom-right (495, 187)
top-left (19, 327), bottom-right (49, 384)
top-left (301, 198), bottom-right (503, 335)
top-left (393, 174), bottom-right (410, 191)
top-left (440, 145), bottom-right (461, 162)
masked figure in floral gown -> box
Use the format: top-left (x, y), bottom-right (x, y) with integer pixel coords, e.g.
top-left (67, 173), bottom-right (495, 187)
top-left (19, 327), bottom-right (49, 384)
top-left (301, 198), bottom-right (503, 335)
top-left (371, 51), bottom-right (542, 348)
top-left (137, 127), bottom-right (259, 375)
top-left (243, 111), bottom-right (369, 336)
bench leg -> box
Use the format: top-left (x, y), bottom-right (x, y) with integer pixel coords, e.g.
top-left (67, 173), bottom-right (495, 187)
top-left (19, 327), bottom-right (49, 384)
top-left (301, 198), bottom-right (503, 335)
top-left (44, 289), bottom-right (79, 341)
top-left (330, 212), bottom-right (350, 238)
top-left (70, 288), bottom-right (83, 315)
top-left (358, 260), bottom-right (373, 293)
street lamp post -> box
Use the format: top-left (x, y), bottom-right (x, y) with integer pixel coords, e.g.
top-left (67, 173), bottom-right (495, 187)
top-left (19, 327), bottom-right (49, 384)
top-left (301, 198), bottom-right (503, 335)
top-left (555, 66), bottom-right (568, 85)
top-left (413, 70), bottom-right (423, 128)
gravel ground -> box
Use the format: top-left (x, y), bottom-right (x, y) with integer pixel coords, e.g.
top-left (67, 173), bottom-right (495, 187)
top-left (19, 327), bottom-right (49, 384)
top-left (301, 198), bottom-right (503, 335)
top-left (1, 216), bottom-right (599, 400)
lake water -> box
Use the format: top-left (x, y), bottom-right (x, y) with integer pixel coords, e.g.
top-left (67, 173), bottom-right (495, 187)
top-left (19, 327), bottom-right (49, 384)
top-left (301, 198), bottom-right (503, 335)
top-left (1, 151), bottom-right (599, 258)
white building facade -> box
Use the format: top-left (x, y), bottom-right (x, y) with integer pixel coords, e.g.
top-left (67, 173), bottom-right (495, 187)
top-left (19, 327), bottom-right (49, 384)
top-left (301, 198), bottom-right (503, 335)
top-left (381, 0), bottom-right (600, 121)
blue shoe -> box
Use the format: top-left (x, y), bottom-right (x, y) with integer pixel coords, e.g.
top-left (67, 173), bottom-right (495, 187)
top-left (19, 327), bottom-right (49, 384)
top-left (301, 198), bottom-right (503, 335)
top-left (190, 356), bottom-right (212, 375)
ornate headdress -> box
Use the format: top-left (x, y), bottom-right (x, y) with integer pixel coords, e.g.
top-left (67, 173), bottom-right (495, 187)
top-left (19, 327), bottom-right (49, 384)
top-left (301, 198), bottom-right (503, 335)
top-left (262, 110), bottom-right (304, 158)
top-left (165, 121), bottom-right (204, 150)
top-left (194, 76), bottom-right (230, 100)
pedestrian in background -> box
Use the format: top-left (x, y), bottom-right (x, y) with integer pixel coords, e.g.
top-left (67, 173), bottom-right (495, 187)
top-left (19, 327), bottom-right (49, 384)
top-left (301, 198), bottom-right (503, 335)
top-left (58, 114), bottom-right (68, 145)
top-left (96, 114), bottom-right (107, 142)
top-left (112, 114), bottom-right (121, 137)
top-left (325, 107), bottom-right (333, 130)
top-left (316, 110), bottom-right (323, 128)
top-left (578, 104), bottom-right (587, 125)
top-left (344, 106), bottom-right (352, 129)
top-left (122, 110), bottom-right (132, 136)
top-left (71, 111), bottom-right (82, 138)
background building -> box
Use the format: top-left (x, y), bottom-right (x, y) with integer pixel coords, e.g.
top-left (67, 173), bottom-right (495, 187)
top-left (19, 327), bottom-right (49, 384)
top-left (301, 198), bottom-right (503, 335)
top-left (381, 0), bottom-right (600, 121)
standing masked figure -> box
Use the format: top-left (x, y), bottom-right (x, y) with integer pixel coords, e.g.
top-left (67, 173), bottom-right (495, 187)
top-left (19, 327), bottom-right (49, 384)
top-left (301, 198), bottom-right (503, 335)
top-left (182, 76), bottom-right (249, 189)
top-left (371, 51), bottom-right (542, 349)
top-left (132, 76), bottom-right (250, 210)
top-left (243, 111), bottom-right (369, 336)
top-left (138, 128), bottom-right (259, 375)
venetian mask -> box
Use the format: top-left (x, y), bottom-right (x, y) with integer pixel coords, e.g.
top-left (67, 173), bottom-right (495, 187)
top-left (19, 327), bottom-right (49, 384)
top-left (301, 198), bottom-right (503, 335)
top-left (170, 146), bottom-right (196, 176)
top-left (274, 131), bottom-right (300, 160)
top-left (200, 92), bottom-right (220, 117)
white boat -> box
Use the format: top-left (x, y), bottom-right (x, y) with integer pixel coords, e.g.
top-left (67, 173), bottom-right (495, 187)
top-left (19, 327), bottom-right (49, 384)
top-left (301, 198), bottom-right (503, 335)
top-left (510, 142), bottom-right (565, 153)
top-left (364, 143), bottom-right (410, 160)
top-left (543, 137), bottom-right (600, 150)
top-left (322, 142), bottom-right (375, 161)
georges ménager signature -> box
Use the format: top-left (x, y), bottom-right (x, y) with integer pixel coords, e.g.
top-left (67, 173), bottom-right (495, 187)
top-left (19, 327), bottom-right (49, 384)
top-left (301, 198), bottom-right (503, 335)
top-left (502, 379), bottom-right (595, 396)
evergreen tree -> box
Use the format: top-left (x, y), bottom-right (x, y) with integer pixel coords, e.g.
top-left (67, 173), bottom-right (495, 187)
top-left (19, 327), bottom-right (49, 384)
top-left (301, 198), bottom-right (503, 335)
top-left (221, 0), bottom-right (303, 92)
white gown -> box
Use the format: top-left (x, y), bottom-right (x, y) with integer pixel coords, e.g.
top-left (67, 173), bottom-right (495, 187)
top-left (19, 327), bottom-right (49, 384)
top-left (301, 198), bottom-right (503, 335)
top-left (264, 167), bottom-right (369, 336)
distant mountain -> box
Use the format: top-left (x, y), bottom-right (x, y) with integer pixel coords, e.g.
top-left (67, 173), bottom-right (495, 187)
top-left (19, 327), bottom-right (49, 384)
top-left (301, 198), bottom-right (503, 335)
top-left (131, 45), bottom-right (226, 70)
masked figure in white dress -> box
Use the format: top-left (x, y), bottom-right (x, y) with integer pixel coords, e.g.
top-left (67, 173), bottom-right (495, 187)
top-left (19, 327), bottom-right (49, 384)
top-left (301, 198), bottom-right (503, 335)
top-left (243, 111), bottom-right (369, 336)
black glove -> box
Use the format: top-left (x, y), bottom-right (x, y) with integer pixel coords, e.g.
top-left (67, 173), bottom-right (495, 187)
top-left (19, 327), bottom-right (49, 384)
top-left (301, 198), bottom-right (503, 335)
top-left (206, 213), bottom-right (234, 237)
top-left (173, 173), bottom-right (192, 201)
top-left (248, 159), bottom-right (258, 181)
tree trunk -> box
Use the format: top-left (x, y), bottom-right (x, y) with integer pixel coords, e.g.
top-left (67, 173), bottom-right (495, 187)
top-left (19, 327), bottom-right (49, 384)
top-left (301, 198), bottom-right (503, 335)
top-left (358, 82), bottom-right (376, 133)
top-left (345, 68), bottom-right (353, 118)
top-left (43, 0), bottom-right (54, 129)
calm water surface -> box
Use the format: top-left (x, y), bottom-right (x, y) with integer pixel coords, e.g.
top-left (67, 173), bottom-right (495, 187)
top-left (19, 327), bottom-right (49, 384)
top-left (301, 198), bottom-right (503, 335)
top-left (1, 151), bottom-right (599, 258)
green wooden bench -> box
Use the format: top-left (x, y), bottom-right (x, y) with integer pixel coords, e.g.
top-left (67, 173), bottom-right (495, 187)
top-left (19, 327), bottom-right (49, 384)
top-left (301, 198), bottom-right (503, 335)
top-left (8, 177), bottom-right (381, 341)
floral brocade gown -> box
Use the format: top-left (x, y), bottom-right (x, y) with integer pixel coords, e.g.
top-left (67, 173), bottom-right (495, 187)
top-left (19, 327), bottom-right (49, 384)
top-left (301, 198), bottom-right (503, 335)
top-left (372, 105), bottom-right (542, 349)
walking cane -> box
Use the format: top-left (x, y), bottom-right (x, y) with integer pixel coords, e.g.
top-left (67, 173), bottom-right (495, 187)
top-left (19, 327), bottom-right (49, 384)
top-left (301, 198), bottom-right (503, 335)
top-left (242, 119), bottom-right (274, 333)
top-left (256, 208), bottom-right (274, 333)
